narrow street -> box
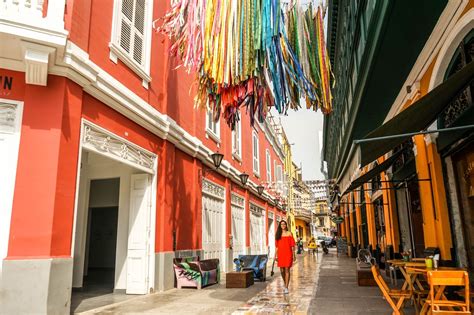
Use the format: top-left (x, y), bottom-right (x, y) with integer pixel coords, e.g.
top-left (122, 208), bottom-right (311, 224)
top-left (74, 250), bottom-right (416, 315)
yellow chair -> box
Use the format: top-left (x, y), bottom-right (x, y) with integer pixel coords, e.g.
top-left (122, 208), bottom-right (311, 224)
top-left (425, 270), bottom-right (470, 314)
top-left (371, 265), bottom-right (411, 314)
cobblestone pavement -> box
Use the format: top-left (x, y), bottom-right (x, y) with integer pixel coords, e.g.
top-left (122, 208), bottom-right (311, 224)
top-left (235, 249), bottom-right (417, 315)
top-left (232, 254), bottom-right (318, 314)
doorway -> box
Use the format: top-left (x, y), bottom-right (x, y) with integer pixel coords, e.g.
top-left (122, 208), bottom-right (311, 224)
top-left (83, 179), bottom-right (120, 292)
top-left (267, 214), bottom-right (275, 257)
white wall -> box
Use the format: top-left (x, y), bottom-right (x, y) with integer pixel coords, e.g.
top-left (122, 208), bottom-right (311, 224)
top-left (72, 151), bottom-right (141, 290)
top-left (0, 101), bottom-right (23, 287)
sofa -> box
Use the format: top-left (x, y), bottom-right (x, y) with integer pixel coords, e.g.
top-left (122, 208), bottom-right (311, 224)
top-left (236, 254), bottom-right (268, 281)
top-left (173, 257), bottom-right (220, 289)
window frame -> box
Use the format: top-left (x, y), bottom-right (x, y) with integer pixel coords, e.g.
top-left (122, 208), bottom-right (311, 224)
top-left (265, 149), bottom-right (271, 183)
top-left (206, 107), bottom-right (221, 143)
top-left (232, 118), bottom-right (242, 160)
top-left (252, 131), bottom-right (260, 176)
top-left (110, 0), bottom-right (153, 88)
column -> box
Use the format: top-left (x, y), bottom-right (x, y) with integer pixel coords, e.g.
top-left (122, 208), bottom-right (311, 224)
top-left (424, 134), bottom-right (453, 260)
top-left (3, 77), bottom-right (82, 314)
top-left (413, 135), bottom-right (438, 249)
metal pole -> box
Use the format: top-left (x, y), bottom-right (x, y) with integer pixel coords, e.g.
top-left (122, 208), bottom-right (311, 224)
top-left (353, 124), bottom-right (474, 144)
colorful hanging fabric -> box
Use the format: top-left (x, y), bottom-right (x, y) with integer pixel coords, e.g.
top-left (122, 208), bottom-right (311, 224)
top-left (156, 0), bottom-right (333, 130)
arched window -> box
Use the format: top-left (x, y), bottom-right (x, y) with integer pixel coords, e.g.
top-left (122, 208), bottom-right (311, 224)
top-left (439, 29), bottom-right (474, 128)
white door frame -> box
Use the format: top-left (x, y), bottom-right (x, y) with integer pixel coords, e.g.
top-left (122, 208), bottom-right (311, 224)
top-left (202, 179), bottom-right (226, 269)
top-left (249, 202), bottom-right (265, 255)
top-left (71, 119), bottom-right (158, 293)
top-left (231, 193), bottom-right (245, 258)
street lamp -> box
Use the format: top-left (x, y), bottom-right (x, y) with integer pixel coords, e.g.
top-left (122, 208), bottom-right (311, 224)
top-left (239, 173), bottom-right (249, 186)
top-left (257, 185), bottom-right (264, 195)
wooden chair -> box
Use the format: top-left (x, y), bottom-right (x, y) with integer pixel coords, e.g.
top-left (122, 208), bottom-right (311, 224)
top-left (371, 265), bottom-right (411, 314)
top-left (425, 270), bottom-right (471, 314)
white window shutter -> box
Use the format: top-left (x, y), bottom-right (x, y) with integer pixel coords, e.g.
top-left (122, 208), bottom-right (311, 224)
top-left (133, 0), bottom-right (145, 65)
top-left (118, 0), bottom-right (146, 67)
top-left (119, 0), bottom-right (134, 53)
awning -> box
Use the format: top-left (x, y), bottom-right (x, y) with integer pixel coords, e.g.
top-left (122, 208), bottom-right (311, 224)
top-left (357, 60), bottom-right (474, 167)
top-left (343, 149), bottom-right (403, 194)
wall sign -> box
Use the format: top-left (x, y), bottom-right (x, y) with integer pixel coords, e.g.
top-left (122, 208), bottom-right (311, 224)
top-left (0, 76), bottom-right (13, 95)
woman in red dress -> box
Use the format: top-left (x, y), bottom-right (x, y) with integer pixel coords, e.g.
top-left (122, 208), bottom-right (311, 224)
top-left (275, 220), bottom-right (296, 294)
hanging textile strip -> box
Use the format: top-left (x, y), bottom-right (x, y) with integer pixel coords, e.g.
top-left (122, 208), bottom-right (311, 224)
top-left (156, 0), bottom-right (333, 130)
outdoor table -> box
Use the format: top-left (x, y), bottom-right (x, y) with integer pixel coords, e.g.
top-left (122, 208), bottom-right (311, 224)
top-left (406, 266), bottom-right (466, 315)
top-left (386, 260), bottom-right (423, 291)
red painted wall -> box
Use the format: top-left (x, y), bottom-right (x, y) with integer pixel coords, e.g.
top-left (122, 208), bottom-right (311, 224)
top-left (7, 75), bottom-right (82, 258)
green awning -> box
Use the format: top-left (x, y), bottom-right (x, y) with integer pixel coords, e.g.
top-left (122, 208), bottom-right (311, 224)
top-left (358, 60), bottom-right (474, 167)
top-left (344, 149), bottom-right (403, 194)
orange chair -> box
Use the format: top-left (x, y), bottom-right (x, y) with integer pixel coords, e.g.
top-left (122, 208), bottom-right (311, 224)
top-left (425, 270), bottom-right (470, 314)
top-left (371, 265), bottom-right (411, 314)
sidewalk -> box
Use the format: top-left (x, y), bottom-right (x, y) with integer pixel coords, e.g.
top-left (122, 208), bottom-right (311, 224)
top-left (76, 250), bottom-right (416, 314)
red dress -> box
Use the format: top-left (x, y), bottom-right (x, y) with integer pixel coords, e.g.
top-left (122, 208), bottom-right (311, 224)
top-left (276, 235), bottom-right (295, 267)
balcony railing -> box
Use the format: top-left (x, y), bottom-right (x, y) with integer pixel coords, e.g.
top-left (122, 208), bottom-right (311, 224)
top-left (0, 0), bottom-right (65, 30)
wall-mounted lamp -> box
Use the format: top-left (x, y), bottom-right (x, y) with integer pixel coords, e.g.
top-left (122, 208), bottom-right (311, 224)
top-left (211, 152), bottom-right (224, 169)
top-left (257, 185), bottom-right (264, 195)
top-left (199, 152), bottom-right (224, 183)
top-left (239, 173), bottom-right (249, 186)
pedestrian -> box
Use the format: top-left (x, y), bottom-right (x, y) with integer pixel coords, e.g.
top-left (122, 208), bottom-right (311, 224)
top-left (275, 220), bottom-right (296, 294)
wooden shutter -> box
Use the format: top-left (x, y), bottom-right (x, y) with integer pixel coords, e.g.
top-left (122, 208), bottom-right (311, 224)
top-left (118, 0), bottom-right (146, 66)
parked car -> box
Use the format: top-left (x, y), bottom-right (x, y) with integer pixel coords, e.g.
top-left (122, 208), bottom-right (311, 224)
top-left (317, 236), bottom-right (332, 247)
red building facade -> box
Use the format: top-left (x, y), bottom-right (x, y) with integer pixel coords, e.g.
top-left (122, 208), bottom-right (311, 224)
top-left (0, 1), bottom-right (287, 313)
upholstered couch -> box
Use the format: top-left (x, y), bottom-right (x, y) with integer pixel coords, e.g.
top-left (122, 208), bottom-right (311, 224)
top-left (173, 257), bottom-right (220, 289)
top-left (236, 254), bottom-right (268, 281)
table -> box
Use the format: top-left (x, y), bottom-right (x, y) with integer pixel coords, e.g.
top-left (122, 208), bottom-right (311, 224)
top-left (386, 260), bottom-right (425, 291)
top-left (226, 271), bottom-right (254, 288)
top-left (405, 266), bottom-right (466, 314)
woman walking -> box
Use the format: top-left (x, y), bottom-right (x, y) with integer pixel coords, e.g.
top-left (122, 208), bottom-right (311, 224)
top-left (275, 220), bottom-right (296, 294)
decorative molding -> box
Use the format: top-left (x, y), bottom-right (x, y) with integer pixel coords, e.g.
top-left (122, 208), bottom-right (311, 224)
top-left (0, 103), bottom-right (17, 134)
top-left (82, 120), bottom-right (156, 173)
top-left (202, 179), bottom-right (225, 200)
top-left (429, 8), bottom-right (474, 90)
top-left (231, 193), bottom-right (245, 208)
top-left (22, 42), bottom-right (56, 86)
top-left (250, 203), bottom-right (264, 216)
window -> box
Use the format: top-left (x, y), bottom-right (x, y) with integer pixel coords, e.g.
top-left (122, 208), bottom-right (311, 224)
top-left (232, 118), bottom-right (241, 159)
top-left (252, 131), bottom-right (260, 175)
top-left (206, 108), bottom-right (220, 142)
top-left (275, 164), bottom-right (283, 192)
top-left (110, 0), bottom-right (153, 87)
top-left (266, 150), bottom-right (271, 182)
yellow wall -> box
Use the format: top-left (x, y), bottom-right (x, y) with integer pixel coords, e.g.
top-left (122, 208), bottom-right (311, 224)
top-left (295, 218), bottom-right (310, 242)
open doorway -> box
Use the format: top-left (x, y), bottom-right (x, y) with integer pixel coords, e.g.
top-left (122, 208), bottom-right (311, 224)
top-left (83, 178), bottom-right (120, 293)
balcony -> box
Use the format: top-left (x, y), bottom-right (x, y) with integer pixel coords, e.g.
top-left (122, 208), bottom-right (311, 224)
top-left (0, 0), bottom-right (68, 86)
top-left (294, 208), bottom-right (312, 222)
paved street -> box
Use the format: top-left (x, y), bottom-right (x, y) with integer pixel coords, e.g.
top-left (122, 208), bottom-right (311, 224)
top-left (74, 249), bottom-right (420, 315)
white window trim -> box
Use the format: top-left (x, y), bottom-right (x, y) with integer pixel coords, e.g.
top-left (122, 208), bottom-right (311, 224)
top-left (266, 149), bottom-right (271, 183)
top-left (232, 119), bottom-right (242, 161)
top-left (109, 0), bottom-right (153, 89)
top-left (253, 131), bottom-right (260, 176)
top-left (206, 108), bottom-right (221, 143)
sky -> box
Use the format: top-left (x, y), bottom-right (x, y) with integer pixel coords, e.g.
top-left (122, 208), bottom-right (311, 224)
top-left (272, 108), bottom-right (325, 181)
top-left (270, 1), bottom-right (328, 181)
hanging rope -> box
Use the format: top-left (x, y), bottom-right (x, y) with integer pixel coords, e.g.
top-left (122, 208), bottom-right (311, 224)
top-left (155, 0), bottom-right (333, 130)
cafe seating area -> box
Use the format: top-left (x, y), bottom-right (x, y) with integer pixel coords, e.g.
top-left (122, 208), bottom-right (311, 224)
top-left (369, 255), bottom-right (472, 315)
